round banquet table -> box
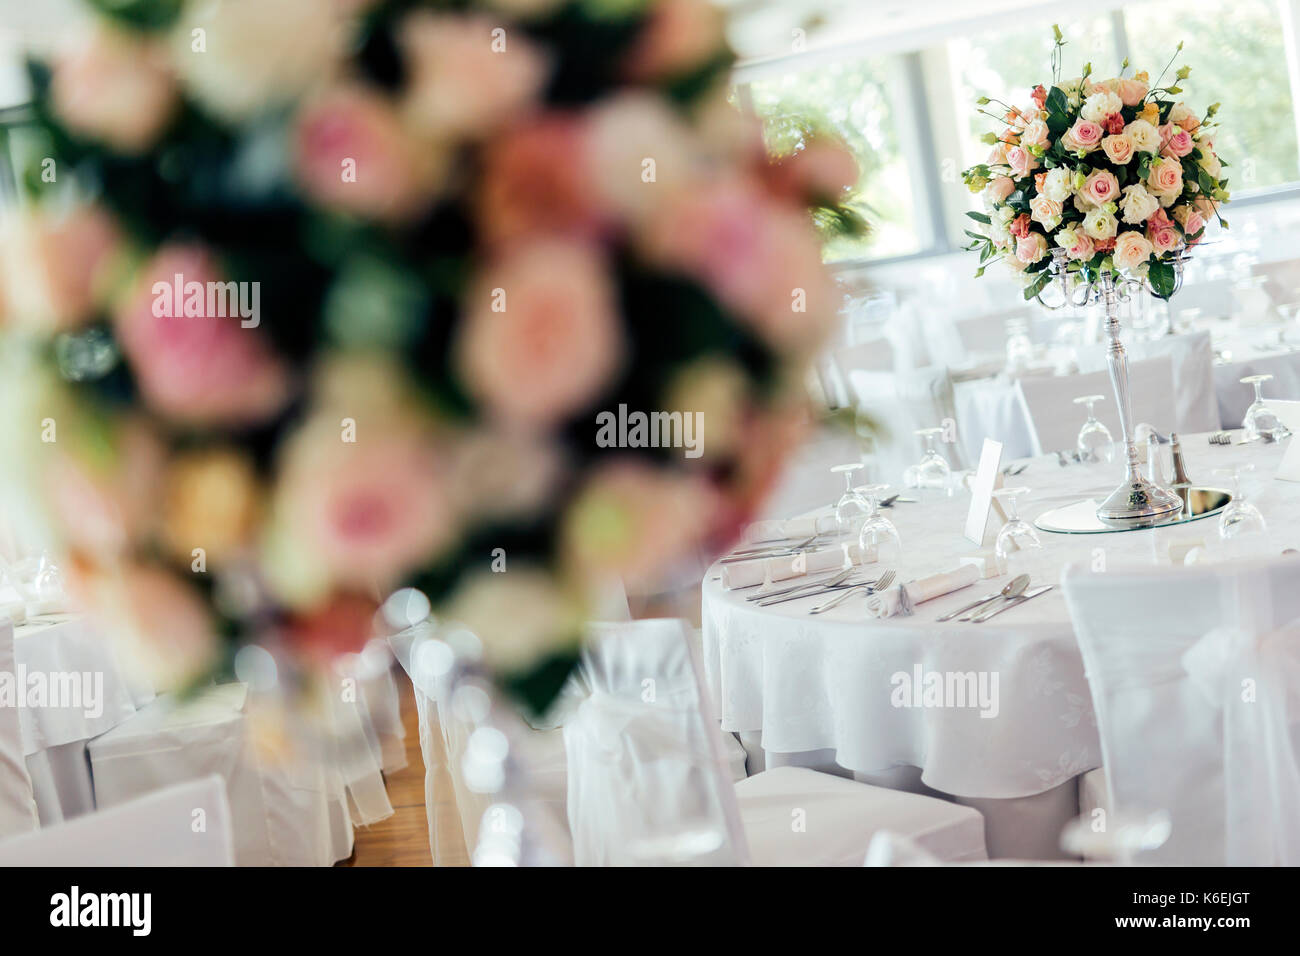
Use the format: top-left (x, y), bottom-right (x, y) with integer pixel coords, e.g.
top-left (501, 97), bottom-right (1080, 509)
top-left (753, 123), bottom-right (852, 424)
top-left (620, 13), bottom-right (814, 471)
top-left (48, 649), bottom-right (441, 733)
top-left (701, 432), bottom-right (1295, 856)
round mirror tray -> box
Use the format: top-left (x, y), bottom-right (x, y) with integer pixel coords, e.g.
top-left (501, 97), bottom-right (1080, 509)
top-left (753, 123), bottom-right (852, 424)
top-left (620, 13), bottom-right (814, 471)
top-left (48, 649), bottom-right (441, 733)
top-left (1033, 487), bottom-right (1232, 535)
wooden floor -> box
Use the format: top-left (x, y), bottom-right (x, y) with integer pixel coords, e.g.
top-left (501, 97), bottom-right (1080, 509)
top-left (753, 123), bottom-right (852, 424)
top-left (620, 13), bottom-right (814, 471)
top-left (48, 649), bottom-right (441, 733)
top-left (337, 673), bottom-right (469, 867)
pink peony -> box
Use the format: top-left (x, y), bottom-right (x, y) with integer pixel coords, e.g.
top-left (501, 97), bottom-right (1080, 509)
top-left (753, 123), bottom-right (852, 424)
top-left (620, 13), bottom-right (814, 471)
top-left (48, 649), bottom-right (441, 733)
top-left (399, 11), bottom-right (548, 140)
top-left (478, 114), bottom-right (609, 247)
top-left (293, 85), bottom-right (442, 223)
top-left (50, 28), bottom-right (177, 154)
top-left (112, 244), bottom-right (291, 426)
top-left (456, 239), bottom-right (624, 428)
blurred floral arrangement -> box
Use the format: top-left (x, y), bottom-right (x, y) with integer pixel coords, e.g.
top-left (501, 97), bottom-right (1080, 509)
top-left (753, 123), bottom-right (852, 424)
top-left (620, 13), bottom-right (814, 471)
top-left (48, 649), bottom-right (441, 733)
top-left (0, 0), bottom-right (861, 712)
top-left (961, 26), bottom-right (1230, 299)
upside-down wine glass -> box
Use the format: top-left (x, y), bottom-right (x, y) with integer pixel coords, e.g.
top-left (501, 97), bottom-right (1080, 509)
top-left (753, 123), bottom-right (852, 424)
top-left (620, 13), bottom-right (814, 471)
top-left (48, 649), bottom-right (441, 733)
top-left (905, 427), bottom-right (952, 494)
top-left (1240, 374), bottom-right (1286, 441)
top-left (1073, 394), bottom-right (1114, 464)
top-left (831, 463), bottom-right (870, 537)
top-left (854, 484), bottom-right (902, 567)
top-left (992, 486), bottom-right (1043, 577)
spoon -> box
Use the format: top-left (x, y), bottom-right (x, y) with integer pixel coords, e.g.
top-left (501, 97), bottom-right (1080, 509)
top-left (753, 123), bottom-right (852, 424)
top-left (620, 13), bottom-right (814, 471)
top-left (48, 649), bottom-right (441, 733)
top-left (937, 574), bottom-right (1029, 622)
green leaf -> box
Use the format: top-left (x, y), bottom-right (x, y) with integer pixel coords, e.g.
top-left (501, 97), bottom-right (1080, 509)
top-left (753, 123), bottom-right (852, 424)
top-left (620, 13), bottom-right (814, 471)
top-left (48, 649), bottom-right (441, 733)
top-left (1148, 259), bottom-right (1176, 299)
top-left (1023, 271), bottom-right (1053, 301)
top-left (966, 210), bottom-right (992, 224)
top-left (86, 0), bottom-right (183, 30)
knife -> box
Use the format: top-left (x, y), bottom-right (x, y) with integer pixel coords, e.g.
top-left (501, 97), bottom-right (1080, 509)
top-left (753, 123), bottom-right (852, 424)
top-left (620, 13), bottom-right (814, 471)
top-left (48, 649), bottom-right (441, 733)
top-left (970, 585), bottom-right (1054, 622)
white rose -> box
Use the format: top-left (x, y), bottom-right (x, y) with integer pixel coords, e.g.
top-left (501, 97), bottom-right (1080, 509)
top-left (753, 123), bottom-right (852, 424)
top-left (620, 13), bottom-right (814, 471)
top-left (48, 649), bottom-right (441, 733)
top-left (1125, 119), bottom-right (1162, 154)
top-left (1168, 102), bottom-right (1197, 128)
top-left (1029, 194), bottom-right (1063, 231)
top-left (1082, 206), bottom-right (1118, 241)
top-left (1118, 183), bottom-right (1160, 224)
top-left (1081, 90), bottom-right (1122, 123)
top-left (1043, 166), bottom-right (1074, 203)
top-left (1200, 150), bottom-right (1222, 179)
top-left (172, 0), bottom-right (344, 123)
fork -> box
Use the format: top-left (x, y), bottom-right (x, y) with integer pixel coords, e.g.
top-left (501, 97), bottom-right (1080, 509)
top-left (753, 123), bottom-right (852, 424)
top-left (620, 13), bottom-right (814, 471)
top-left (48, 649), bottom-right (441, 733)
top-left (809, 569), bottom-right (895, 614)
top-left (746, 566), bottom-right (856, 602)
top-left (1209, 431), bottom-right (1231, 445)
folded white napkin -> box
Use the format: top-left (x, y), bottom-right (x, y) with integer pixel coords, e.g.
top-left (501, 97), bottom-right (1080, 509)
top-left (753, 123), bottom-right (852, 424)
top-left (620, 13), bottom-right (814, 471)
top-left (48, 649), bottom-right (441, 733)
top-left (721, 541), bottom-right (873, 590)
top-left (866, 565), bottom-right (980, 619)
top-left (740, 516), bottom-right (822, 544)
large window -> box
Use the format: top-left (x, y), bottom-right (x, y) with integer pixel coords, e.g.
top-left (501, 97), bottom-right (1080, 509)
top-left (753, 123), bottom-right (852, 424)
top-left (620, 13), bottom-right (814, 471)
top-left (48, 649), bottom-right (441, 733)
top-left (748, 56), bottom-right (922, 261)
top-left (1124, 0), bottom-right (1300, 189)
top-left (733, 0), bottom-right (1300, 264)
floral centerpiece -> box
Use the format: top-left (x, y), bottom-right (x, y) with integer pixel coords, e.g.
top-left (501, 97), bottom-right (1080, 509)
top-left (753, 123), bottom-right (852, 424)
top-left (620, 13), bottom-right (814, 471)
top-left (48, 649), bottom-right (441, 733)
top-left (962, 26), bottom-right (1230, 300)
top-left (0, 0), bottom-right (859, 712)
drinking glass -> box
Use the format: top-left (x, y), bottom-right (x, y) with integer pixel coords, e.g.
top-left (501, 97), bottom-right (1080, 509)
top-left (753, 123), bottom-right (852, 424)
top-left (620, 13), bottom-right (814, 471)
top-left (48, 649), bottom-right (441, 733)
top-left (993, 487), bottom-right (1042, 576)
top-left (830, 463), bottom-right (869, 537)
top-left (1216, 465), bottom-right (1267, 545)
top-left (854, 484), bottom-right (902, 566)
top-left (905, 428), bottom-right (951, 493)
top-left (1073, 394), bottom-right (1114, 464)
top-left (1005, 316), bottom-right (1033, 373)
top-left (1241, 374), bottom-right (1286, 441)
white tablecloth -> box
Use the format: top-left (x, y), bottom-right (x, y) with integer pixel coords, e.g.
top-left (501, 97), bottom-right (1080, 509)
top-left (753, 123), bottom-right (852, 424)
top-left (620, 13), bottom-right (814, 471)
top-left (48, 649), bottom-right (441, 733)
top-left (702, 433), bottom-right (1292, 802)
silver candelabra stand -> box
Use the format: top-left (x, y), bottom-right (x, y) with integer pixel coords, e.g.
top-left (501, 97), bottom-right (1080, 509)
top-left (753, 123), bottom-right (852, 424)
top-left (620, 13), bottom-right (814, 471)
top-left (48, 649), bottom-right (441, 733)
top-left (1033, 245), bottom-right (1192, 528)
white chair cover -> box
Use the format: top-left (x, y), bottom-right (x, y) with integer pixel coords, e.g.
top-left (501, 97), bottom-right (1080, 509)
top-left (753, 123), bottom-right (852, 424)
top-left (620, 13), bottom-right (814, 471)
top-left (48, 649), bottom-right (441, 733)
top-left (1062, 559), bottom-right (1300, 865)
top-left (1254, 257), bottom-right (1300, 306)
top-left (565, 619), bottom-right (750, 866)
top-left (846, 365), bottom-right (967, 481)
top-left (1014, 354), bottom-right (1177, 456)
top-left (0, 774), bottom-right (235, 866)
top-left (1173, 279), bottom-right (1236, 320)
top-left (1074, 332), bottom-right (1220, 435)
top-left (0, 618), bottom-right (38, 838)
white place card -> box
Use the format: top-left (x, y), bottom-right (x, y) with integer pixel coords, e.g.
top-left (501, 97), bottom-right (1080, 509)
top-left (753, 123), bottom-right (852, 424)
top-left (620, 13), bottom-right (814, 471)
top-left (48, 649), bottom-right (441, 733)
top-left (964, 439), bottom-right (1004, 546)
top-left (1266, 401), bottom-right (1300, 481)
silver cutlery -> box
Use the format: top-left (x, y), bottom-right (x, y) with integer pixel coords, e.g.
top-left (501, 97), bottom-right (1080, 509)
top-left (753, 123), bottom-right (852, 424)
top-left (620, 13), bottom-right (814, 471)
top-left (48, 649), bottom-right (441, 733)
top-left (745, 566), bottom-right (857, 601)
top-left (753, 576), bottom-right (872, 607)
top-left (1209, 431), bottom-right (1231, 445)
top-left (970, 585), bottom-right (1054, 622)
top-left (937, 574), bottom-right (1029, 622)
top-left (1002, 463), bottom-right (1029, 476)
top-left (809, 569), bottom-right (896, 614)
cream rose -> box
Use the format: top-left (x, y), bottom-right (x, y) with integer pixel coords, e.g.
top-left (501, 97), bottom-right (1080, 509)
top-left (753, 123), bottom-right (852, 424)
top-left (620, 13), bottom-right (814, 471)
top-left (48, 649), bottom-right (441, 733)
top-left (1118, 183), bottom-right (1160, 224)
top-left (1082, 207), bottom-right (1118, 241)
top-left (1101, 132), bottom-right (1135, 165)
top-left (1125, 119), bottom-right (1162, 154)
top-left (1116, 77), bottom-right (1149, 108)
top-left (1168, 102), bottom-right (1200, 132)
top-left (1082, 169), bottom-right (1120, 206)
top-left (1019, 119), bottom-right (1050, 150)
top-left (1113, 231), bottom-right (1155, 272)
top-left (985, 175), bottom-right (1015, 206)
top-left (1147, 157), bottom-right (1184, 198)
top-left (1029, 194), bottom-right (1063, 231)
top-left (1200, 150), bottom-right (1222, 179)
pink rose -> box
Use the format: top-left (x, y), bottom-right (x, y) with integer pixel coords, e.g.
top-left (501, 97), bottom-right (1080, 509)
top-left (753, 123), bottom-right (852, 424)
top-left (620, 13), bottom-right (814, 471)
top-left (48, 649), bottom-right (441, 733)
top-left (478, 114), bottom-right (609, 247)
top-left (2, 205), bottom-right (122, 331)
top-left (114, 564), bottom-right (219, 690)
top-left (50, 28), bottom-right (177, 154)
top-left (1015, 232), bottom-right (1048, 265)
top-left (1160, 123), bottom-right (1194, 159)
top-left (1062, 119), bottom-right (1104, 153)
top-left (985, 175), bottom-right (1015, 204)
top-left (1146, 208), bottom-right (1181, 254)
top-left (1116, 77), bottom-right (1149, 107)
top-left (275, 418), bottom-right (458, 592)
top-left (457, 239), bottom-right (624, 428)
top-left (625, 0), bottom-right (727, 81)
top-left (987, 143), bottom-right (1009, 167)
top-left (1112, 230), bottom-right (1155, 272)
top-left (112, 244), bottom-right (291, 426)
top-left (1059, 228), bottom-right (1094, 261)
top-left (399, 11), bottom-right (548, 140)
top-left (1082, 169), bottom-right (1120, 206)
top-left (1006, 145), bottom-right (1039, 179)
top-left (1175, 205), bottom-right (1207, 245)
top-left (639, 179), bottom-right (836, 350)
top-left (1101, 133), bottom-right (1135, 165)
top-left (294, 86), bottom-right (441, 223)
top-left (1147, 158), bottom-right (1184, 197)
